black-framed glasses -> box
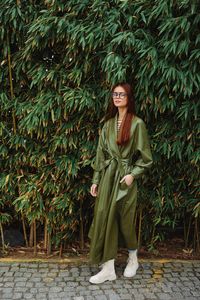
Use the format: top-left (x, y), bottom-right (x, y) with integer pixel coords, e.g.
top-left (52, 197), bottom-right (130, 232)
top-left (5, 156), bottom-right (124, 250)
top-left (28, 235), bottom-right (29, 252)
top-left (112, 92), bottom-right (127, 99)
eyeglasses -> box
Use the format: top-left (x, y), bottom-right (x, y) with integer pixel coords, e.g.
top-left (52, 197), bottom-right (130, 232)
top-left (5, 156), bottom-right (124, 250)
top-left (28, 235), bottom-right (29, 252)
top-left (112, 92), bottom-right (127, 99)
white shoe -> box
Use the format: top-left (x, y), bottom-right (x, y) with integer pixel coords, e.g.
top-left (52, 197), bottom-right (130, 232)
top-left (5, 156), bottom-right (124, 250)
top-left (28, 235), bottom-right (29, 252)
top-left (123, 250), bottom-right (139, 278)
top-left (89, 259), bottom-right (117, 284)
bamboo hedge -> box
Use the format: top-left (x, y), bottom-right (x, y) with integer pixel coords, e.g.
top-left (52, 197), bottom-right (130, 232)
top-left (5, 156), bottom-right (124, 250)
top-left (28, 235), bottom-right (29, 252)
top-left (0, 0), bottom-right (199, 255)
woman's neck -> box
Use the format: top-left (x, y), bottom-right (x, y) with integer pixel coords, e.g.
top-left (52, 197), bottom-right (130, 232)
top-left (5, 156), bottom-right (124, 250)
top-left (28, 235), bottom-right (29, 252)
top-left (118, 107), bottom-right (127, 120)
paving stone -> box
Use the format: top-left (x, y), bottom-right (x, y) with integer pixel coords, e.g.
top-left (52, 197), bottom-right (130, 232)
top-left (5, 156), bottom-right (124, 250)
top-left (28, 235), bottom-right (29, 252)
top-left (35, 293), bottom-right (47, 299)
top-left (4, 282), bottom-right (15, 287)
top-left (156, 293), bottom-right (171, 299)
top-left (0, 267), bottom-right (10, 272)
top-left (12, 293), bottom-right (23, 299)
top-left (62, 293), bottom-right (76, 297)
top-left (33, 282), bottom-right (45, 288)
top-left (14, 277), bottom-right (26, 282)
top-left (15, 281), bottom-right (27, 288)
top-left (191, 291), bottom-right (200, 296)
top-left (64, 286), bottom-right (75, 291)
top-left (38, 287), bottom-right (49, 292)
top-left (48, 293), bottom-right (61, 299)
top-left (13, 287), bottom-right (28, 292)
top-left (107, 294), bottom-right (121, 300)
top-left (120, 294), bottom-right (133, 299)
top-left (94, 296), bottom-right (107, 300)
top-left (27, 264), bottom-right (38, 268)
top-left (66, 281), bottom-right (79, 287)
top-left (38, 263), bottom-right (48, 268)
top-left (28, 287), bottom-right (37, 293)
top-left (23, 272), bottom-right (32, 278)
top-left (3, 277), bottom-right (14, 282)
top-left (79, 290), bottom-right (95, 296)
top-left (3, 272), bottom-right (14, 277)
top-left (116, 288), bottom-right (129, 294)
top-left (2, 287), bottom-right (13, 293)
top-left (24, 293), bottom-right (34, 299)
top-left (1, 293), bottom-right (13, 299)
top-left (88, 285), bottom-right (100, 290)
top-left (58, 282), bottom-right (67, 287)
top-left (49, 286), bottom-right (63, 292)
top-left (185, 298), bottom-right (199, 300)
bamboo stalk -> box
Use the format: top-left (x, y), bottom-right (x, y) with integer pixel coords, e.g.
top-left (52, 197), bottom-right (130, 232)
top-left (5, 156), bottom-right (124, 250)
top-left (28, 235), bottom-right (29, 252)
top-left (59, 242), bottom-right (63, 258)
top-left (29, 222), bottom-right (33, 247)
top-left (197, 217), bottom-right (200, 253)
top-left (183, 215), bottom-right (186, 245)
top-left (185, 215), bottom-right (192, 248)
top-left (80, 200), bottom-right (84, 250)
top-left (195, 217), bottom-right (200, 253)
top-left (7, 33), bottom-right (16, 134)
top-left (47, 231), bottom-right (51, 255)
top-left (44, 216), bottom-right (48, 250)
top-left (21, 213), bottom-right (28, 247)
top-left (193, 218), bottom-right (196, 251)
top-left (138, 209), bottom-right (143, 248)
top-left (0, 222), bottom-right (5, 253)
top-left (151, 225), bottom-right (156, 249)
top-left (33, 220), bottom-right (37, 256)
top-left (134, 211), bottom-right (138, 227)
top-left (198, 218), bottom-right (200, 253)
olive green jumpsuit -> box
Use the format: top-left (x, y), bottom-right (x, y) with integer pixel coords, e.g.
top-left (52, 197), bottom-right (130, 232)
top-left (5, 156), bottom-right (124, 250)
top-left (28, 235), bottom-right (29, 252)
top-left (88, 114), bottom-right (153, 264)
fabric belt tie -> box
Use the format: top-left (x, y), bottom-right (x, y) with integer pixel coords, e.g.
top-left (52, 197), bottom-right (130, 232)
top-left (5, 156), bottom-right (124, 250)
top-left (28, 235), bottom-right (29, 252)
top-left (92, 156), bottom-right (131, 177)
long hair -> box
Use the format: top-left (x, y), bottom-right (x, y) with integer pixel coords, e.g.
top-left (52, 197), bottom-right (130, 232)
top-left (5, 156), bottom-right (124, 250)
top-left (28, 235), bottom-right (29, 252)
top-left (105, 82), bottom-right (136, 145)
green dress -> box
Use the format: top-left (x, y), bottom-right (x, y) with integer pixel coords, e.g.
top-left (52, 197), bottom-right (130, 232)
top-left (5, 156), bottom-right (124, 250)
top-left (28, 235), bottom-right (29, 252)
top-left (88, 114), bottom-right (153, 264)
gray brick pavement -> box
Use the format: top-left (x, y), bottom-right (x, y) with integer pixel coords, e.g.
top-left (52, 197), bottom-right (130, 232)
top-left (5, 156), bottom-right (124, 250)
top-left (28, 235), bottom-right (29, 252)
top-left (0, 260), bottom-right (200, 299)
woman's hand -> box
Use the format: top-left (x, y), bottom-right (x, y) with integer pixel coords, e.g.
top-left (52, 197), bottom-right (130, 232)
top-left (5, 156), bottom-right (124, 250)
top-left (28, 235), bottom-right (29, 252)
top-left (120, 174), bottom-right (134, 186)
top-left (90, 184), bottom-right (98, 197)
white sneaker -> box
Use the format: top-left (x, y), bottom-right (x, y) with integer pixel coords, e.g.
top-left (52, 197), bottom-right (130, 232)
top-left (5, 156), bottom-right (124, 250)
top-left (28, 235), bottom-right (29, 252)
top-left (123, 250), bottom-right (139, 278)
top-left (89, 259), bottom-right (117, 284)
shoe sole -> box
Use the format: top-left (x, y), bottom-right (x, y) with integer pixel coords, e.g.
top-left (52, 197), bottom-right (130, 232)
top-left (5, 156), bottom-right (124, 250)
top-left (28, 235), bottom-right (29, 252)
top-left (123, 273), bottom-right (137, 278)
top-left (89, 275), bottom-right (117, 284)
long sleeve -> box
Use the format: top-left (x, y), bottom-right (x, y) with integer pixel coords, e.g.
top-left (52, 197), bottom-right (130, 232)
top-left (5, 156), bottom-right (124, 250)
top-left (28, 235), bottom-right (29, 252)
top-left (130, 120), bottom-right (153, 179)
top-left (91, 123), bottom-right (107, 185)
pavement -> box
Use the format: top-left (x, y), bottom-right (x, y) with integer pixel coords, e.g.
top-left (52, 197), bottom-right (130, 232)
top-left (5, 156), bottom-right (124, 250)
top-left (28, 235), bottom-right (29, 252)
top-left (0, 258), bottom-right (200, 300)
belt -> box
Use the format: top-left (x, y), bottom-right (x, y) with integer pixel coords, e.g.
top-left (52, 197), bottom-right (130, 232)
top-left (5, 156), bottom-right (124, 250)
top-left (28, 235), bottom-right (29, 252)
top-left (92, 156), bottom-right (131, 177)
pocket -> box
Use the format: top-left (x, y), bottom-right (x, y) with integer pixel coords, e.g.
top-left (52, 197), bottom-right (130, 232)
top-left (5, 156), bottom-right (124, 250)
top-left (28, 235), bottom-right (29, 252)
top-left (120, 180), bottom-right (132, 190)
top-left (120, 181), bottom-right (128, 190)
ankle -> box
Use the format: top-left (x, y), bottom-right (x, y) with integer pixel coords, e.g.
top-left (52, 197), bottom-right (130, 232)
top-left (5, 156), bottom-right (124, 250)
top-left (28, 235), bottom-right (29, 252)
top-left (128, 249), bottom-right (137, 255)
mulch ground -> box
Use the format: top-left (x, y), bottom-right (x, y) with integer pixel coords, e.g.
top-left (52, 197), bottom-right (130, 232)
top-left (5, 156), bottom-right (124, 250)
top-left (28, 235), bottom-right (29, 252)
top-left (1, 237), bottom-right (200, 261)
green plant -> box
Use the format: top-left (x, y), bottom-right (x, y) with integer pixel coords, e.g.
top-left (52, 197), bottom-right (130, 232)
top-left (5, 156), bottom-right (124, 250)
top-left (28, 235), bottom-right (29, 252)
top-left (0, 0), bottom-right (199, 254)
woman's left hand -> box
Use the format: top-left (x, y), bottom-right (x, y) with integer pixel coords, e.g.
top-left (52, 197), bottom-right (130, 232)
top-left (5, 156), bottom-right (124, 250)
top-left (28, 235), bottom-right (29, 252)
top-left (120, 174), bottom-right (134, 186)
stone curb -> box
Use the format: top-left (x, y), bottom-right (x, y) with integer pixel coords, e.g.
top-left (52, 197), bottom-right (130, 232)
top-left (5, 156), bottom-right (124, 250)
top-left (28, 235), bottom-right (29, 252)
top-left (0, 256), bottom-right (200, 264)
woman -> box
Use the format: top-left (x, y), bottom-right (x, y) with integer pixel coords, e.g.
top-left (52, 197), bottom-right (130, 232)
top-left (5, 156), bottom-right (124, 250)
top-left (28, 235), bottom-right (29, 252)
top-left (88, 83), bottom-right (153, 284)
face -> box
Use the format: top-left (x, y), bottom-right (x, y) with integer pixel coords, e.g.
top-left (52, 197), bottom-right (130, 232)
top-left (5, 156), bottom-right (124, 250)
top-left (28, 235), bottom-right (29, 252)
top-left (112, 86), bottom-right (128, 108)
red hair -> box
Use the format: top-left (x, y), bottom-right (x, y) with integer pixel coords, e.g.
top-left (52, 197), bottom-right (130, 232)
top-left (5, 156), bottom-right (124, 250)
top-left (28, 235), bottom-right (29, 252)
top-left (105, 82), bottom-right (136, 145)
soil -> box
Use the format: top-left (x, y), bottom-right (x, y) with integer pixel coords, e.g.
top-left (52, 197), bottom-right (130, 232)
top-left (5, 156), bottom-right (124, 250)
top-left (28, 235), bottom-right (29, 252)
top-left (1, 237), bottom-right (200, 261)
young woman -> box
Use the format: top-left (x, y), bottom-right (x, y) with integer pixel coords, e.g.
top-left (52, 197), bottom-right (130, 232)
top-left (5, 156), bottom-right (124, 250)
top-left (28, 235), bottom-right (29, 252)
top-left (88, 83), bottom-right (153, 284)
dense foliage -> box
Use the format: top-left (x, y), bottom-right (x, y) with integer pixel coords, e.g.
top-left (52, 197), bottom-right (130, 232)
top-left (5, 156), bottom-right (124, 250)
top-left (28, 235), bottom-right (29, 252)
top-left (0, 0), bottom-right (199, 254)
